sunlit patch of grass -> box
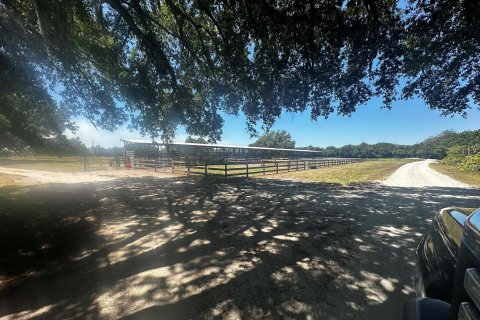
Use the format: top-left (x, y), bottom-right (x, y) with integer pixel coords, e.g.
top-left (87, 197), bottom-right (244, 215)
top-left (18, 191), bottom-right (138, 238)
top-left (430, 163), bottom-right (480, 187)
top-left (0, 173), bottom-right (22, 187)
top-left (265, 159), bottom-right (416, 186)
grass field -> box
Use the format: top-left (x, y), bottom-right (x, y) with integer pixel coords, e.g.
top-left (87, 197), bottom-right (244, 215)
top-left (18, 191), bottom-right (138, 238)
top-left (186, 160), bottom-right (364, 178)
top-left (0, 158), bottom-right (414, 186)
top-left (0, 156), bottom-right (112, 172)
top-left (268, 159), bottom-right (416, 185)
top-left (430, 163), bottom-right (480, 187)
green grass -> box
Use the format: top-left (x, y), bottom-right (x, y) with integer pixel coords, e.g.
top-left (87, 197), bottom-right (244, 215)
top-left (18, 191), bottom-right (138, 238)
top-left (0, 156), bottom-right (112, 172)
top-left (267, 159), bottom-right (416, 185)
top-left (430, 163), bottom-right (480, 187)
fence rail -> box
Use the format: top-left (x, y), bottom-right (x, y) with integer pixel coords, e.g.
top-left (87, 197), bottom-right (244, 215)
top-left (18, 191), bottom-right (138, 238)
top-left (112, 156), bottom-right (365, 179)
top-left (185, 158), bottom-right (364, 179)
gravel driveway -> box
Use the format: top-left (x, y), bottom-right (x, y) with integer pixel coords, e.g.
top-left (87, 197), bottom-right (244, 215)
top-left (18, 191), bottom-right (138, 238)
top-left (383, 159), bottom-right (471, 188)
top-left (0, 162), bottom-right (478, 320)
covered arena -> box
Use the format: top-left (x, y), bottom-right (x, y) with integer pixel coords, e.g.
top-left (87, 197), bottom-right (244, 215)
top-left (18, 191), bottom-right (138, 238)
top-left (121, 139), bottom-right (322, 164)
top-left (119, 139), bottom-right (363, 178)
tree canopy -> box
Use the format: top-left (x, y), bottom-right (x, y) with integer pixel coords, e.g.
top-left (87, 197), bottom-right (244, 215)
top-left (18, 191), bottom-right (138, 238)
top-left (250, 130), bottom-right (295, 149)
top-left (185, 136), bottom-right (208, 144)
top-left (1, 0), bottom-right (479, 148)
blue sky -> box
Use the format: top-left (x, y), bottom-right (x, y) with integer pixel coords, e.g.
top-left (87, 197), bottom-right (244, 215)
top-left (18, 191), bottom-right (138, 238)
top-left (68, 95), bottom-right (480, 148)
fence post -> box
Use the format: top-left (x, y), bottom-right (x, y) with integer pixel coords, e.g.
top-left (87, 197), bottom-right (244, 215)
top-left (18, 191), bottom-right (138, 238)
top-left (303, 160), bottom-right (306, 170)
top-left (172, 160), bottom-right (174, 173)
top-left (224, 161), bottom-right (227, 180)
top-left (204, 162), bottom-right (208, 177)
top-left (263, 161), bottom-right (265, 175)
top-left (187, 161), bottom-right (190, 176)
top-left (154, 159), bottom-right (157, 172)
top-left (84, 156), bottom-right (87, 172)
top-left (276, 160), bottom-right (279, 174)
top-left (296, 160), bottom-right (299, 171)
top-left (246, 162), bottom-right (249, 178)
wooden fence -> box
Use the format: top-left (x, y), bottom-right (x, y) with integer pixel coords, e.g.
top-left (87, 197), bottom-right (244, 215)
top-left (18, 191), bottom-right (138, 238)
top-left (122, 157), bottom-right (364, 179)
top-left (132, 158), bottom-right (174, 172)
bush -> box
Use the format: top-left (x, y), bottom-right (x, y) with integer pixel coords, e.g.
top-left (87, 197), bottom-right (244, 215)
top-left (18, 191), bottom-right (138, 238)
top-left (441, 156), bottom-right (464, 166)
top-left (459, 153), bottom-right (480, 172)
top-left (441, 145), bottom-right (466, 165)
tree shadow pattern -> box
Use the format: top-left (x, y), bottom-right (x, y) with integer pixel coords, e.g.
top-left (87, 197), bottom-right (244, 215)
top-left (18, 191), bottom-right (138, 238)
top-left (0, 176), bottom-right (478, 319)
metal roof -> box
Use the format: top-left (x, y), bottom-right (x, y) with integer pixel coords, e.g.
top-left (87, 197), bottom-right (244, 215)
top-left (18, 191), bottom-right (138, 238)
top-left (120, 139), bottom-right (320, 153)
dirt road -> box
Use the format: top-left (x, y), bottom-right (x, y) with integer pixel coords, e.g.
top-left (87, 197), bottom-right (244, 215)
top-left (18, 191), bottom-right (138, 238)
top-left (0, 164), bottom-right (478, 320)
top-left (0, 167), bottom-right (170, 184)
top-left (383, 159), bottom-right (471, 188)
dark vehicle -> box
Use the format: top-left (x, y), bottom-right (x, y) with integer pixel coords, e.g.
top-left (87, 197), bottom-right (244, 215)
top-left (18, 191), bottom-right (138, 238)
top-left (404, 207), bottom-right (480, 320)
top-left (415, 207), bottom-right (476, 301)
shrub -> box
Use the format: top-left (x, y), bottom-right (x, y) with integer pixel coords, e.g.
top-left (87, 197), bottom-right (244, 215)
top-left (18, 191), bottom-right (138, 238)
top-left (459, 153), bottom-right (480, 172)
top-left (441, 145), bottom-right (466, 165)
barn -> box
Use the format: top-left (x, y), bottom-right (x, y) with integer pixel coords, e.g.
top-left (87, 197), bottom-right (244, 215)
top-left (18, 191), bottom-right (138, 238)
top-left (121, 139), bottom-right (322, 164)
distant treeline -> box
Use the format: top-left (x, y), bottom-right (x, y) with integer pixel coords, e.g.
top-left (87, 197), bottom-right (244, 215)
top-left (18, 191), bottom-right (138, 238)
top-left (1, 136), bottom-right (124, 157)
top-left (300, 130), bottom-right (480, 159)
top-left (3, 129), bottom-right (479, 160)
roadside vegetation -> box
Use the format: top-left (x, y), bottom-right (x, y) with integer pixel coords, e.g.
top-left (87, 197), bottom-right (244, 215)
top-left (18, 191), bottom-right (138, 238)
top-left (267, 159), bottom-right (415, 186)
top-left (431, 163), bottom-right (480, 188)
top-left (428, 142), bottom-right (480, 187)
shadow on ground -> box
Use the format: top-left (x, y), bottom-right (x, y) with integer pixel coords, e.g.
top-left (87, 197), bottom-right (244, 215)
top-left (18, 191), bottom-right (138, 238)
top-left (0, 176), bottom-right (478, 319)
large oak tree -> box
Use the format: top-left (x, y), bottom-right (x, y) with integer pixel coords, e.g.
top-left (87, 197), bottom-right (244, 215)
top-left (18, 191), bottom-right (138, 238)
top-left (0, 0), bottom-right (478, 149)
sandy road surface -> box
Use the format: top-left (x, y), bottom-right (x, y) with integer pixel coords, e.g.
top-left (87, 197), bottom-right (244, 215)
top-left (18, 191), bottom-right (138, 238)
top-left (383, 159), bottom-right (471, 188)
top-left (0, 167), bottom-right (170, 184)
top-left (0, 164), bottom-right (478, 320)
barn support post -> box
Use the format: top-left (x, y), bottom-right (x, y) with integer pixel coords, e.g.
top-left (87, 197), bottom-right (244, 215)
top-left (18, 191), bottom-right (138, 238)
top-left (224, 161), bottom-right (228, 180)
